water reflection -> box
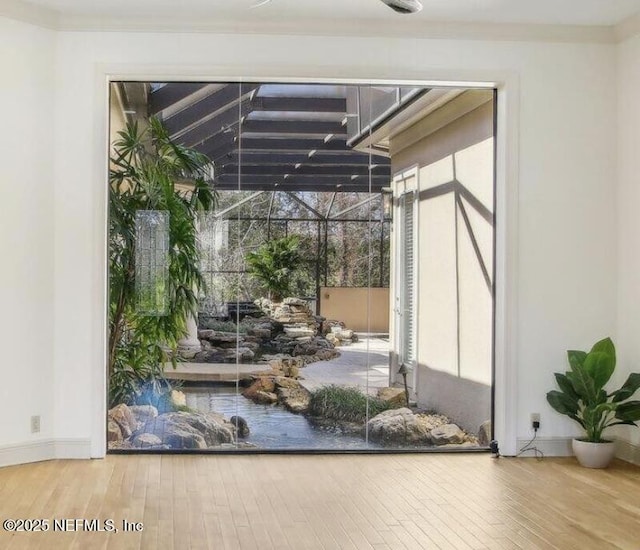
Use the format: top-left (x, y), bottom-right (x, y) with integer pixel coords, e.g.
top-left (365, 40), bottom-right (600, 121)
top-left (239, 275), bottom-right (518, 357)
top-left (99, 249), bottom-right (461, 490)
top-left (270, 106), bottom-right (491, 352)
top-left (183, 385), bottom-right (380, 450)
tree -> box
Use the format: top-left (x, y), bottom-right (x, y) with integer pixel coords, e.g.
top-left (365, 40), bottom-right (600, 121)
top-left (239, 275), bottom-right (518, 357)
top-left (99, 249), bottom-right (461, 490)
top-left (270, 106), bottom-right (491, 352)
top-left (245, 235), bottom-right (302, 302)
top-left (108, 118), bottom-right (215, 406)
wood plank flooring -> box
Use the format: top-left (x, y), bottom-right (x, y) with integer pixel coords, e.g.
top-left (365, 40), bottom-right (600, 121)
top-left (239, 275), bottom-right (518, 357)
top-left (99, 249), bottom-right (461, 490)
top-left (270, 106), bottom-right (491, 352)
top-left (0, 454), bottom-right (639, 549)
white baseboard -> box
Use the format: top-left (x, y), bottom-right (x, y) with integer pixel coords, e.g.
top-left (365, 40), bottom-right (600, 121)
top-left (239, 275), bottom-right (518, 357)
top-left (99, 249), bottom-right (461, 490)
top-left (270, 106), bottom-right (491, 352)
top-left (514, 436), bottom-right (573, 457)
top-left (0, 438), bottom-right (92, 468)
top-left (613, 437), bottom-right (640, 466)
top-left (514, 436), bottom-right (640, 465)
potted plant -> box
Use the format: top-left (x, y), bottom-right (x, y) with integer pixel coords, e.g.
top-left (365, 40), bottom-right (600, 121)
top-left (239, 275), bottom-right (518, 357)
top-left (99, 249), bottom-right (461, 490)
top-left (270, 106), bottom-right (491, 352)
top-left (546, 337), bottom-right (640, 468)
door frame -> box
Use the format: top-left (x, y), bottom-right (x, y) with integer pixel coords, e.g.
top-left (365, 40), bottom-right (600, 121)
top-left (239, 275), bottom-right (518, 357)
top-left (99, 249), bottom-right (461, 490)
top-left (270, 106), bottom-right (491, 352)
top-left (92, 67), bottom-right (520, 457)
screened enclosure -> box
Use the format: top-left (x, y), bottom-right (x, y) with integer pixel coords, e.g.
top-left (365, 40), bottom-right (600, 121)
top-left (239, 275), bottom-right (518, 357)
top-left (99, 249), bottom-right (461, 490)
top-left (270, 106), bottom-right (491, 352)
top-left (107, 81), bottom-right (495, 453)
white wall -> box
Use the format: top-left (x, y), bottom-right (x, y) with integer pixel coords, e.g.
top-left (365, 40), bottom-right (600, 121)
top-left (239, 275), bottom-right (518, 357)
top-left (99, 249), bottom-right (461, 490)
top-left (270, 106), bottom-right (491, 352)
top-left (0, 19), bottom-right (619, 459)
top-left (47, 31), bottom-right (617, 457)
top-left (0, 17), bottom-right (55, 464)
top-left (616, 32), bottom-right (640, 460)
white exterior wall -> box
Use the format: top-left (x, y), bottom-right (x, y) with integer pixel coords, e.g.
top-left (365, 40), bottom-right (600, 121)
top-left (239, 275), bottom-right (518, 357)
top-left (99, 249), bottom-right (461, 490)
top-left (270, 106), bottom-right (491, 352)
top-left (0, 15), bottom-right (621, 461)
top-left (390, 100), bottom-right (494, 433)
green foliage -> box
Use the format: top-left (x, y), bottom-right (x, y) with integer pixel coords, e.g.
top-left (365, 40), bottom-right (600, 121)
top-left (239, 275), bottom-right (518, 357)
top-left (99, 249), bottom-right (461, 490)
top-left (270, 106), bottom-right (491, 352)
top-left (108, 117), bottom-right (215, 407)
top-left (308, 385), bottom-right (391, 424)
top-left (245, 235), bottom-right (303, 301)
top-left (199, 319), bottom-right (248, 333)
top-left (546, 337), bottom-right (640, 442)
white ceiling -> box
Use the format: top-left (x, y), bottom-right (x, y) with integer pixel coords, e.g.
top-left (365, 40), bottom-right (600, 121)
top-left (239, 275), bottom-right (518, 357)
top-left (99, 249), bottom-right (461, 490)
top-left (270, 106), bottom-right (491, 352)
top-left (22, 0), bottom-right (640, 27)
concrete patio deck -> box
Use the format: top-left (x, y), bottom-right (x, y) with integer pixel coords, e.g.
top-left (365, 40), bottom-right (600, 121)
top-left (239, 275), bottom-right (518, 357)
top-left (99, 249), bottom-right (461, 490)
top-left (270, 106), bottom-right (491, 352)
top-left (298, 335), bottom-right (390, 395)
top-left (163, 362), bottom-right (273, 382)
top-left (163, 335), bottom-right (390, 389)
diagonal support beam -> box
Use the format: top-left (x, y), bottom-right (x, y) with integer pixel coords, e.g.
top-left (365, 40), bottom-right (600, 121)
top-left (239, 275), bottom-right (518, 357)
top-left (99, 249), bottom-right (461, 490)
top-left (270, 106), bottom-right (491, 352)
top-left (330, 194), bottom-right (379, 220)
top-left (214, 191), bottom-right (266, 218)
top-left (285, 192), bottom-right (324, 219)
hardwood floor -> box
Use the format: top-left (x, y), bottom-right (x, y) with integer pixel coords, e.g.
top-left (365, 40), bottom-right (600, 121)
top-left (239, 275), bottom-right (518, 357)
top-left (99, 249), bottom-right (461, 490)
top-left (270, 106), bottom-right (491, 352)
top-left (0, 454), bottom-right (639, 549)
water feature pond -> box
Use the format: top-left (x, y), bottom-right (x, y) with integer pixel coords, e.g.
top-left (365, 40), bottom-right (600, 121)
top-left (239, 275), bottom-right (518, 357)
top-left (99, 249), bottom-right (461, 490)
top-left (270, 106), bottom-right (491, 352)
top-left (182, 384), bottom-right (381, 450)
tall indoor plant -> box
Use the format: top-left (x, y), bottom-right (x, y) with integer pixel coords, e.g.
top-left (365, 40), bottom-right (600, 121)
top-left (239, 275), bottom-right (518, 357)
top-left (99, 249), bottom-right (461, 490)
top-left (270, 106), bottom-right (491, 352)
top-left (109, 117), bottom-right (215, 406)
top-left (546, 337), bottom-right (640, 467)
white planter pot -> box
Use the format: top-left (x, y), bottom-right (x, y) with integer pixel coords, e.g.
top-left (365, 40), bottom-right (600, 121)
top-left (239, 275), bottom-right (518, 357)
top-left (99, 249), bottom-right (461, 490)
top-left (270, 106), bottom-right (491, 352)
top-left (572, 439), bottom-right (616, 468)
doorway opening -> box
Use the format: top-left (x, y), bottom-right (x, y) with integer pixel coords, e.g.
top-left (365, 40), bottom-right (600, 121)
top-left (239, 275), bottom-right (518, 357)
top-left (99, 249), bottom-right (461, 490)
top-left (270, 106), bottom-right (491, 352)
top-left (107, 81), bottom-right (496, 452)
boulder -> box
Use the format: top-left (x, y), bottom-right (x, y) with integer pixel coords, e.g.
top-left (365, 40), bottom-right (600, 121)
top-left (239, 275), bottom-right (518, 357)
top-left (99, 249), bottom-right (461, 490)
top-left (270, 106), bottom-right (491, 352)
top-left (223, 347), bottom-right (255, 362)
top-left (430, 424), bottom-right (466, 445)
top-left (249, 328), bottom-right (272, 339)
top-left (376, 387), bottom-right (407, 408)
top-left (243, 341), bottom-right (261, 352)
top-left (230, 416), bottom-right (250, 438)
top-left (198, 330), bottom-right (237, 343)
top-left (283, 326), bottom-right (316, 340)
top-left (139, 411), bottom-right (235, 449)
top-left (132, 433), bottom-right (163, 448)
top-left (274, 376), bottom-right (301, 389)
top-left (277, 386), bottom-right (311, 413)
top-left (478, 420), bottom-right (492, 447)
top-left (367, 408), bottom-right (431, 445)
top-left (108, 403), bottom-right (136, 438)
top-left (107, 419), bottom-right (123, 442)
top-left (128, 405), bottom-right (158, 426)
top-left (254, 391), bottom-right (278, 404)
top-left (170, 390), bottom-right (186, 408)
top-left (415, 413), bottom-right (449, 432)
top-left (283, 297), bottom-right (307, 306)
top-left (243, 377), bottom-right (276, 401)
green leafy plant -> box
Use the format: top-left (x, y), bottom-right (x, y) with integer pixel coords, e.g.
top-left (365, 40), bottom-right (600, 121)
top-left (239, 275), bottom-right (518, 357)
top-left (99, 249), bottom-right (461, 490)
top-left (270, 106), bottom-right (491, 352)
top-left (108, 117), bottom-right (215, 407)
top-left (546, 337), bottom-right (640, 442)
top-left (308, 385), bottom-right (391, 424)
top-left (245, 235), bottom-right (302, 302)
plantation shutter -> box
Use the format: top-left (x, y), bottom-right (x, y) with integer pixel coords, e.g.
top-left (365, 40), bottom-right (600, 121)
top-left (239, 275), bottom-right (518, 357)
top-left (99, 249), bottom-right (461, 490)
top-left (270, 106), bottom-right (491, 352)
top-left (402, 192), bottom-right (416, 365)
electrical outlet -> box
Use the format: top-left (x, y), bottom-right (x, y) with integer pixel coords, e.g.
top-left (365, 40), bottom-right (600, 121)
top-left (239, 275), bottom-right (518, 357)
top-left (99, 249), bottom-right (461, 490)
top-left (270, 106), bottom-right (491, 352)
top-left (31, 415), bottom-right (40, 434)
top-left (530, 413), bottom-right (540, 429)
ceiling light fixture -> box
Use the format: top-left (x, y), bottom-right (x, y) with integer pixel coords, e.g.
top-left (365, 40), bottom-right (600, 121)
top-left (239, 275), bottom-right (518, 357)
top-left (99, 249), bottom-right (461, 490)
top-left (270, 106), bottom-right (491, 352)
top-left (379, 0), bottom-right (423, 14)
top-left (250, 0), bottom-right (272, 8)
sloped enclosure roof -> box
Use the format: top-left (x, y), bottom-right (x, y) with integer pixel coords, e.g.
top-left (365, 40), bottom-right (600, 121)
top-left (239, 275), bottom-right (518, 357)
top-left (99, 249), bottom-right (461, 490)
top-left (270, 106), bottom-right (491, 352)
top-left (146, 83), bottom-right (424, 193)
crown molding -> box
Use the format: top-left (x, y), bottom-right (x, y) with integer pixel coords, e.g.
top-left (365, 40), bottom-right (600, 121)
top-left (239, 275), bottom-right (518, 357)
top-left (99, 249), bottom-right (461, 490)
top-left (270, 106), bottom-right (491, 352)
top-left (615, 11), bottom-right (640, 42)
top-left (57, 15), bottom-right (616, 44)
top-left (0, 0), bottom-right (628, 44)
top-left (0, 0), bottom-right (58, 29)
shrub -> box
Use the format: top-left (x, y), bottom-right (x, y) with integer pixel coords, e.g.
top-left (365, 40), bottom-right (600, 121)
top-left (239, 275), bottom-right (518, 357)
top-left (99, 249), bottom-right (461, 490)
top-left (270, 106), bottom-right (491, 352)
top-left (308, 385), bottom-right (390, 424)
top-left (199, 319), bottom-right (247, 333)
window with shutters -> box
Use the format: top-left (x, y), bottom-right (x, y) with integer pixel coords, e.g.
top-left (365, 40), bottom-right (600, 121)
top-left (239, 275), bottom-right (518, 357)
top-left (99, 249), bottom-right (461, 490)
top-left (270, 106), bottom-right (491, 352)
top-left (400, 191), bottom-right (417, 366)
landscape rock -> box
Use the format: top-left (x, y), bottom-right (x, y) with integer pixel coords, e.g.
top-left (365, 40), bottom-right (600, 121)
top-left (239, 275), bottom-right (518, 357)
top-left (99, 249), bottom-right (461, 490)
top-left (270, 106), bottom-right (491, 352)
top-left (198, 330), bottom-right (237, 343)
top-left (243, 377), bottom-right (276, 401)
top-left (223, 347), bottom-right (255, 362)
top-left (107, 419), bottom-right (123, 442)
top-left (108, 403), bottom-right (136, 438)
top-left (376, 387), bottom-right (407, 407)
top-left (274, 376), bottom-right (301, 389)
top-left (283, 297), bottom-right (307, 306)
top-left (277, 386), bottom-right (311, 413)
top-left (284, 325), bottom-right (316, 339)
top-left (139, 411), bottom-right (235, 449)
top-left (132, 433), bottom-right (163, 448)
top-left (230, 416), bottom-right (250, 437)
top-left (367, 408), bottom-right (432, 445)
top-left (128, 405), bottom-right (158, 427)
top-left (249, 328), bottom-right (272, 339)
top-left (478, 420), bottom-right (492, 447)
top-left (430, 423), bottom-right (466, 445)
top-left (170, 390), bottom-right (186, 408)
top-left (254, 391), bottom-right (278, 404)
